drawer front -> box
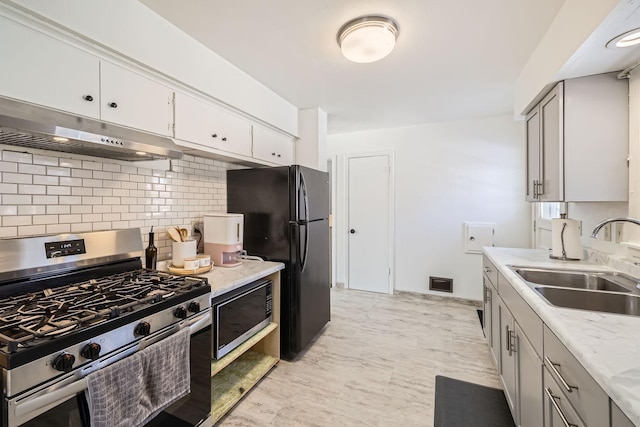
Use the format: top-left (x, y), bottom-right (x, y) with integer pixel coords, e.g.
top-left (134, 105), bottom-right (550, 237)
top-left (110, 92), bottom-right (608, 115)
top-left (498, 272), bottom-right (543, 357)
top-left (483, 255), bottom-right (498, 286)
top-left (543, 325), bottom-right (608, 427)
top-left (544, 367), bottom-right (586, 427)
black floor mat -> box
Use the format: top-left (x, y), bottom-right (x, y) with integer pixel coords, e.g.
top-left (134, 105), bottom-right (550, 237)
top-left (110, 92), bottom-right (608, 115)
top-left (477, 309), bottom-right (483, 328)
top-left (434, 375), bottom-right (515, 427)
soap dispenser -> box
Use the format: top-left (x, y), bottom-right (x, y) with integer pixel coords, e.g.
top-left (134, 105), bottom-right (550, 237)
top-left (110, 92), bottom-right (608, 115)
top-left (145, 226), bottom-right (158, 269)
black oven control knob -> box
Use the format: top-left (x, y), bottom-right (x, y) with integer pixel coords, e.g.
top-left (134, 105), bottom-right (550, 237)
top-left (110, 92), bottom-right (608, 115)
top-left (188, 301), bottom-right (200, 313)
top-left (174, 306), bottom-right (188, 319)
top-left (52, 353), bottom-right (75, 373)
top-left (81, 343), bottom-right (101, 360)
top-left (134, 321), bottom-right (151, 336)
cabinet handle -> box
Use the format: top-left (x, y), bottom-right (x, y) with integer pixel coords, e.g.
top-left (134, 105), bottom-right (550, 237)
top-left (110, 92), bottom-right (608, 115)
top-left (277, 154), bottom-right (281, 157)
top-left (108, 102), bottom-right (118, 109)
top-left (509, 329), bottom-right (516, 354)
top-left (83, 95), bottom-right (93, 102)
top-left (533, 180), bottom-right (538, 198)
top-left (505, 325), bottom-right (510, 353)
top-left (222, 137), bottom-right (227, 141)
top-left (212, 134), bottom-right (218, 138)
top-left (484, 266), bottom-right (492, 273)
top-left (484, 287), bottom-right (491, 303)
top-left (272, 152), bottom-right (276, 156)
top-left (544, 388), bottom-right (578, 427)
top-left (544, 356), bottom-right (578, 393)
top-left (537, 181), bottom-right (543, 198)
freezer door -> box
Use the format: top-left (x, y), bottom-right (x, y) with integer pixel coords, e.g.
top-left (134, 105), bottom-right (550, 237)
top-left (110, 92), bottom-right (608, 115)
top-left (227, 167), bottom-right (290, 261)
top-left (292, 165), bottom-right (330, 222)
top-left (289, 219), bottom-right (330, 356)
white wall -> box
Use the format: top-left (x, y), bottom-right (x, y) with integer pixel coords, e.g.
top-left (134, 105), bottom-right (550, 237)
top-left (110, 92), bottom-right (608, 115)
top-left (328, 115), bottom-right (531, 301)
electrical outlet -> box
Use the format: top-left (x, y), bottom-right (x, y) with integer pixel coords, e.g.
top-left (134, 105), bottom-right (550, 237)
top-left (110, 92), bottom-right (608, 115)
top-left (616, 224), bottom-right (623, 244)
top-left (603, 223), bottom-right (611, 241)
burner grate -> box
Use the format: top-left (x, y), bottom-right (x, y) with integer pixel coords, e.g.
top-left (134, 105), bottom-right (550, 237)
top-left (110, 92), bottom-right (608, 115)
top-left (0, 269), bottom-right (207, 352)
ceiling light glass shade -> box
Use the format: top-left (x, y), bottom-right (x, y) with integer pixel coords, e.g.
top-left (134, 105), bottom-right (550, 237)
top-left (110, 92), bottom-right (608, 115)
top-left (337, 16), bottom-right (399, 63)
top-left (607, 28), bottom-right (640, 48)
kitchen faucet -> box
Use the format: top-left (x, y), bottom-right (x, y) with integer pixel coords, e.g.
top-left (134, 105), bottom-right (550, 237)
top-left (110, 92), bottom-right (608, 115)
top-left (591, 217), bottom-right (640, 238)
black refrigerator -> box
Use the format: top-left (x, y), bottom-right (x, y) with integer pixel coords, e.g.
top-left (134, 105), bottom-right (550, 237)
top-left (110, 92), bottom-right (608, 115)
top-left (227, 165), bottom-right (331, 359)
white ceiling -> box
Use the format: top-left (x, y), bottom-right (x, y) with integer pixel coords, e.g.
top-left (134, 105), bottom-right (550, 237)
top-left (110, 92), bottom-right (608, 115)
top-left (140, 0), bottom-right (568, 134)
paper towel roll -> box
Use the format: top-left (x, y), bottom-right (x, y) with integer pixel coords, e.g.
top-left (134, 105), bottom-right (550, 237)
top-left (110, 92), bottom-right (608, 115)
top-left (551, 218), bottom-right (582, 260)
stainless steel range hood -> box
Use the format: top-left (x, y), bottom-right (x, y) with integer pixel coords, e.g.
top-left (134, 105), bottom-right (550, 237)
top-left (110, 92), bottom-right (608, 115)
top-left (0, 97), bottom-right (182, 161)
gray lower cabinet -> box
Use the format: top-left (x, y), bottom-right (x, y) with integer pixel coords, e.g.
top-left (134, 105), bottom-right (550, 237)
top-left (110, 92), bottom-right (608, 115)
top-left (611, 401), bottom-right (634, 427)
top-left (517, 323), bottom-right (544, 427)
top-left (499, 299), bottom-right (518, 420)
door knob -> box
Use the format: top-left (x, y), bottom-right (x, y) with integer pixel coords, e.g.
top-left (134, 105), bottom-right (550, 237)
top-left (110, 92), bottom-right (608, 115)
top-left (350, 229), bottom-right (355, 234)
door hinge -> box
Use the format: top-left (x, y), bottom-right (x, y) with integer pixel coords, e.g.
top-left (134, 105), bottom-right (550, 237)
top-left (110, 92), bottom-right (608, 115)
top-left (388, 267), bottom-right (391, 276)
top-left (533, 220), bottom-right (537, 232)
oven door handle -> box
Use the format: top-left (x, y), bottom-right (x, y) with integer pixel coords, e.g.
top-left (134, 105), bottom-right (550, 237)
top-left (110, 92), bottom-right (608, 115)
top-left (13, 377), bottom-right (88, 418)
top-left (186, 311), bottom-right (211, 333)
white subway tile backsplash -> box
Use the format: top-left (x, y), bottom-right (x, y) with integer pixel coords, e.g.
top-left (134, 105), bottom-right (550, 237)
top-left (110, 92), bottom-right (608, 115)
top-left (18, 225), bottom-right (45, 236)
top-left (47, 166), bottom-right (71, 177)
top-left (34, 175), bottom-right (59, 186)
top-left (0, 161), bottom-right (17, 173)
top-left (60, 196), bottom-right (82, 205)
top-left (47, 205), bottom-right (70, 215)
top-left (59, 158), bottom-right (82, 168)
top-left (0, 206), bottom-right (17, 215)
top-left (18, 184), bottom-right (46, 195)
top-left (72, 169), bottom-right (92, 179)
top-left (4, 173), bottom-right (32, 184)
top-left (0, 149), bottom-right (235, 260)
top-left (47, 186), bottom-right (71, 196)
top-left (0, 227), bottom-right (17, 238)
top-left (33, 195), bottom-right (58, 205)
top-left (2, 151), bottom-right (32, 163)
top-left (3, 216), bottom-right (31, 226)
top-left (32, 154), bottom-right (59, 166)
top-left (33, 215), bottom-right (59, 225)
top-left (46, 224), bottom-right (71, 234)
top-left (71, 205), bottom-right (92, 214)
top-left (82, 161), bottom-right (103, 171)
top-left (3, 195), bottom-right (31, 205)
top-left (0, 184), bottom-right (17, 194)
top-left (18, 164), bottom-right (46, 175)
top-left (19, 205), bottom-right (45, 215)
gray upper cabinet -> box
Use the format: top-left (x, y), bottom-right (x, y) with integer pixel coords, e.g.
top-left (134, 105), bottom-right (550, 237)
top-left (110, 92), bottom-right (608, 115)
top-left (525, 73), bottom-right (629, 202)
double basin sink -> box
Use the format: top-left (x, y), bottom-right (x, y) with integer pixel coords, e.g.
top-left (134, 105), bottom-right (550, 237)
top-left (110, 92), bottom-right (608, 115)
top-left (511, 266), bottom-right (640, 316)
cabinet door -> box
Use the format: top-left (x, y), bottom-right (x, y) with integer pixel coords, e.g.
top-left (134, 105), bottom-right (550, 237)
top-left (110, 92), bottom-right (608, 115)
top-left (544, 368), bottom-right (586, 427)
top-left (516, 323), bottom-right (543, 427)
top-left (0, 16), bottom-right (100, 118)
top-left (499, 301), bottom-right (517, 420)
top-left (253, 126), bottom-right (294, 165)
top-left (490, 282), bottom-right (501, 369)
top-left (100, 61), bottom-right (172, 136)
top-left (482, 276), bottom-right (491, 343)
top-left (539, 82), bottom-right (564, 202)
top-left (174, 92), bottom-right (252, 157)
top-left (525, 106), bottom-right (541, 201)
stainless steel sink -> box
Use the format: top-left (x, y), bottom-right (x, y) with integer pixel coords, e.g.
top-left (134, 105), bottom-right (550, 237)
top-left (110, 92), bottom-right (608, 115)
top-left (534, 287), bottom-right (640, 316)
top-left (512, 267), bottom-right (637, 293)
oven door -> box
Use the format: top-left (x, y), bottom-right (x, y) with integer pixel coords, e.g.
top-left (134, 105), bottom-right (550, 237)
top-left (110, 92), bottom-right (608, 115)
top-left (4, 312), bottom-right (211, 427)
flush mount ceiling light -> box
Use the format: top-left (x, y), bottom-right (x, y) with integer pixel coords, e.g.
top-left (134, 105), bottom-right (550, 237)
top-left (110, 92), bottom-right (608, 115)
top-left (337, 15), bottom-right (399, 63)
top-left (607, 28), bottom-right (640, 48)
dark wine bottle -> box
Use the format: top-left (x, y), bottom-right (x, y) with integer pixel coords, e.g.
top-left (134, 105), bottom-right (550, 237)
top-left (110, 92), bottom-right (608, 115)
top-left (145, 226), bottom-right (158, 269)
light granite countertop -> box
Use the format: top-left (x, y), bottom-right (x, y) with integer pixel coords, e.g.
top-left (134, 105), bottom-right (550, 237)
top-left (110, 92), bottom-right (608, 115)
top-left (156, 259), bottom-right (284, 297)
top-left (484, 247), bottom-right (640, 426)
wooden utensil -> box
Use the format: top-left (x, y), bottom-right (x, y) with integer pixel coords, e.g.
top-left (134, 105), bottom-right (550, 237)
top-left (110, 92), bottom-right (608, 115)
top-left (179, 228), bottom-right (188, 241)
top-left (166, 227), bottom-right (182, 242)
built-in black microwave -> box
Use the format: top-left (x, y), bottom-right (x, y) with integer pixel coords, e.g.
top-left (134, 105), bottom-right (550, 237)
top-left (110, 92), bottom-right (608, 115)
top-left (212, 278), bottom-right (272, 359)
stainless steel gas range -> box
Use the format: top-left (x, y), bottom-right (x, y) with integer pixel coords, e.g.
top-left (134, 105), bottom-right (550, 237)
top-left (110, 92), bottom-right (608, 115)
top-left (0, 228), bottom-right (211, 427)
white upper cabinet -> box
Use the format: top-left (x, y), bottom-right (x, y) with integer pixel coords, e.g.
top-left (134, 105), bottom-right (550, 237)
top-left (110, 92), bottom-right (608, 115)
top-left (174, 92), bottom-right (252, 157)
top-left (252, 125), bottom-right (294, 165)
top-left (0, 16), bottom-right (173, 136)
top-left (0, 15), bottom-right (100, 118)
top-left (100, 61), bottom-right (173, 136)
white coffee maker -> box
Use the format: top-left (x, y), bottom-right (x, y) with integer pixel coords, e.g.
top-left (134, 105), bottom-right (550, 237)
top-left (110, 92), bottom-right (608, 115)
top-left (204, 213), bottom-right (243, 267)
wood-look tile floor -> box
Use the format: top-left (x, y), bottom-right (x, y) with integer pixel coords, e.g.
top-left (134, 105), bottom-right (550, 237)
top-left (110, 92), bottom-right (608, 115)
top-left (218, 287), bottom-right (502, 426)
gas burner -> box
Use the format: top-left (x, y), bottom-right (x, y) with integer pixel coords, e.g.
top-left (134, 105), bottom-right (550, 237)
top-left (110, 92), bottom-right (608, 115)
top-left (0, 269), bottom-right (208, 353)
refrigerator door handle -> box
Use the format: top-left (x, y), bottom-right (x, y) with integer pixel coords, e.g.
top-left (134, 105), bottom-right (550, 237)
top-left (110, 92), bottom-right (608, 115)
top-left (299, 171), bottom-right (310, 272)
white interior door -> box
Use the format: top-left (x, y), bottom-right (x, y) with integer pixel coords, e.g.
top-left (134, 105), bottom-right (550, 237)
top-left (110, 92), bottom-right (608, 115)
top-left (533, 203), bottom-right (564, 249)
top-left (347, 154), bottom-right (392, 293)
